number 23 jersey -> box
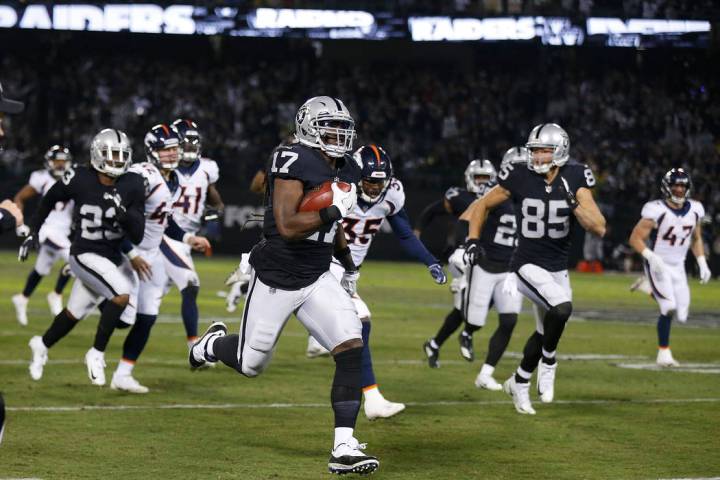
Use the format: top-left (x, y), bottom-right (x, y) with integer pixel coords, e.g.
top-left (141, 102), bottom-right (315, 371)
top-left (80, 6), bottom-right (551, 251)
top-left (498, 162), bottom-right (596, 272)
top-left (641, 199), bottom-right (705, 266)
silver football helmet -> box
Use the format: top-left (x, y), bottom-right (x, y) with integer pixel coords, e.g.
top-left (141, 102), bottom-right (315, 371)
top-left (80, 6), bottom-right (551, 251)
top-left (501, 146), bottom-right (529, 170)
top-left (525, 123), bottom-right (569, 174)
top-left (90, 128), bottom-right (132, 178)
top-left (465, 159), bottom-right (496, 194)
top-left (294, 96), bottom-right (355, 158)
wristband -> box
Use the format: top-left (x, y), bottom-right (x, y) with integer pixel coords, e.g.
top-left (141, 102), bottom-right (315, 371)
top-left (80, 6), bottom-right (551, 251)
top-left (334, 246), bottom-right (356, 271)
top-left (319, 205), bottom-right (342, 224)
top-left (182, 233), bottom-right (193, 244)
top-left (641, 248), bottom-right (654, 260)
top-left (127, 249), bottom-right (139, 260)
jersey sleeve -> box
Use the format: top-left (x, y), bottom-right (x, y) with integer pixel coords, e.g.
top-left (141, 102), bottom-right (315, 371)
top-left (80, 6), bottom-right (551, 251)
top-left (566, 163), bottom-right (596, 192)
top-left (497, 163), bottom-right (523, 196)
top-left (128, 163), bottom-right (151, 196)
top-left (640, 201), bottom-right (663, 222)
top-left (444, 187), bottom-right (464, 215)
top-left (384, 179), bottom-right (406, 216)
top-left (202, 159), bottom-right (220, 184)
top-left (28, 170), bottom-right (49, 194)
top-left (691, 200), bottom-right (706, 222)
top-left (268, 145), bottom-right (305, 182)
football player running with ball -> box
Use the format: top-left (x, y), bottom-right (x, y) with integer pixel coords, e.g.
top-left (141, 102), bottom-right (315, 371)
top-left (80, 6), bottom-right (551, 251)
top-left (189, 96), bottom-right (379, 475)
top-left (629, 168), bottom-right (711, 367)
top-left (467, 124), bottom-right (606, 415)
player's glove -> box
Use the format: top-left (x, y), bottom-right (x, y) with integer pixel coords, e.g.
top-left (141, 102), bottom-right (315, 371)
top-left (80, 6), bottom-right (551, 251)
top-left (18, 233), bottom-right (38, 262)
top-left (331, 182), bottom-right (357, 218)
top-left (103, 189), bottom-right (127, 221)
top-left (463, 239), bottom-right (484, 266)
top-left (341, 269), bottom-right (360, 296)
top-left (428, 263), bottom-right (447, 285)
top-left (642, 248), bottom-right (667, 281)
top-left (501, 273), bottom-right (519, 298)
top-left (448, 247), bottom-right (467, 273)
top-left (559, 177), bottom-right (579, 210)
top-left (202, 207), bottom-right (223, 223)
top-left (225, 281), bottom-right (244, 313)
top-left (697, 255), bottom-right (712, 284)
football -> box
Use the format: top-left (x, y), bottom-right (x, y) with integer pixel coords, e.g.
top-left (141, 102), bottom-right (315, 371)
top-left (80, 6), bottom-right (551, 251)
top-left (298, 180), bottom-right (352, 212)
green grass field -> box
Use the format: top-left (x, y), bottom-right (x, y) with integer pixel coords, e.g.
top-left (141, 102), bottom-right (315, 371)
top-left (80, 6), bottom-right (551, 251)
top-left (1, 252), bottom-right (719, 479)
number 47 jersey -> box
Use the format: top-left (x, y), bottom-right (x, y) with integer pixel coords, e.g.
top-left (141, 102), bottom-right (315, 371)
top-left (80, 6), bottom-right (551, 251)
top-left (642, 199), bottom-right (705, 266)
top-left (498, 161), bottom-right (596, 272)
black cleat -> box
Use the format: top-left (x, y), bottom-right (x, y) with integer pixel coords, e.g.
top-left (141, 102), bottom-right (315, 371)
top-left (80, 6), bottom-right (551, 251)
top-left (189, 322), bottom-right (227, 370)
top-left (423, 340), bottom-right (439, 368)
top-left (328, 441), bottom-right (379, 476)
top-left (459, 333), bottom-right (474, 362)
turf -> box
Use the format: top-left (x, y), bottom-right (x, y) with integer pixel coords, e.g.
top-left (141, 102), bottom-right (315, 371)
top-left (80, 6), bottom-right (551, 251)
top-left (0, 252), bottom-right (718, 479)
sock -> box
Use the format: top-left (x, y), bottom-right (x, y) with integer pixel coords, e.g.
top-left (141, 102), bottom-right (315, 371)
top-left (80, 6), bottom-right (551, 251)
top-left (541, 302), bottom-right (573, 354)
top-left (93, 300), bottom-right (127, 352)
top-left (187, 337), bottom-right (198, 350)
top-left (463, 324), bottom-right (481, 337)
top-left (360, 322), bottom-right (376, 389)
top-left (485, 313), bottom-right (517, 366)
top-left (429, 339), bottom-right (439, 350)
top-left (514, 366), bottom-right (532, 384)
top-left (334, 427), bottom-right (354, 450)
top-left (42, 310), bottom-right (79, 348)
top-left (434, 308), bottom-right (464, 347)
top-left (22, 270), bottom-right (43, 298)
top-left (479, 363), bottom-right (495, 378)
top-left (115, 359), bottom-right (134, 376)
top-left (212, 334), bottom-right (240, 370)
top-left (54, 269), bottom-right (72, 295)
top-left (363, 384), bottom-right (383, 402)
top-left (331, 347), bottom-right (362, 429)
top-left (542, 348), bottom-right (557, 365)
top-left (518, 331), bottom-right (543, 378)
top-left (181, 285), bottom-right (199, 339)
top-left (121, 314), bottom-right (157, 363)
top-left (657, 313), bottom-right (672, 348)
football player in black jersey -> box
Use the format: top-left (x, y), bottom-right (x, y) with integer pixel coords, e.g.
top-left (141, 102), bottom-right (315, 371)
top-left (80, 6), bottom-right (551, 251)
top-left (189, 96), bottom-right (379, 475)
top-left (467, 124), bottom-right (606, 415)
top-left (23, 129), bottom-right (146, 387)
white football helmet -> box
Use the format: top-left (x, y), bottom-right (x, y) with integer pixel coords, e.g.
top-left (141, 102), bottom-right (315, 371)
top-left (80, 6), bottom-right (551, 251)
top-left (501, 146), bottom-right (529, 170)
top-left (90, 129), bottom-right (132, 178)
top-left (465, 159), bottom-right (496, 194)
top-left (525, 123), bottom-right (569, 174)
top-left (295, 96), bottom-right (355, 158)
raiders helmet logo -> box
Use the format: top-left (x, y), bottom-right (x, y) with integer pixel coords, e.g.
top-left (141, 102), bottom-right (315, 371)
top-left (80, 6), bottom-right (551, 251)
top-left (296, 106), bottom-right (308, 125)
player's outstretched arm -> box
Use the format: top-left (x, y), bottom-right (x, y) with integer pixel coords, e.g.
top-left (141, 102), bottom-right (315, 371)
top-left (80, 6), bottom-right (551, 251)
top-left (207, 183), bottom-right (225, 212)
top-left (13, 184), bottom-right (38, 212)
top-left (629, 218), bottom-right (654, 255)
top-left (273, 178), bottom-right (329, 240)
top-left (572, 188), bottom-right (606, 237)
top-left (388, 208), bottom-right (441, 267)
top-left (413, 198), bottom-right (450, 237)
top-left (467, 185), bottom-right (510, 240)
top-left (690, 222), bottom-right (712, 283)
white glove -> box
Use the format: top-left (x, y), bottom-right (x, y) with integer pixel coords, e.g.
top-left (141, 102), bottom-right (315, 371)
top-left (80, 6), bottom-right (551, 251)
top-left (341, 270), bottom-right (360, 296)
top-left (642, 248), bottom-right (667, 281)
top-left (226, 281), bottom-right (244, 313)
top-left (448, 247), bottom-right (467, 274)
top-left (502, 273), bottom-right (519, 298)
top-left (697, 256), bottom-right (712, 284)
top-left (225, 253), bottom-right (252, 313)
top-left (331, 182), bottom-right (357, 218)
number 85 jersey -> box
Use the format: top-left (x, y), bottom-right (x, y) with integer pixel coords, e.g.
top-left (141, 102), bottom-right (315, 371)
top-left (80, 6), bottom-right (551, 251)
top-left (497, 161), bottom-right (596, 272)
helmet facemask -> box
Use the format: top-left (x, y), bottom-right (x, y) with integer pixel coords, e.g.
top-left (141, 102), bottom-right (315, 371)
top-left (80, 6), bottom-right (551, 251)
top-left (180, 133), bottom-right (201, 166)
top-left (90, 130), bottom-right (132, 178)
top-left (360, 176), bottom-right (389, 204)
top-left (314, 116), bottom-right (355, 158)
top-left (525, 123), bottom-right (570, 175)
top-left (465, 159), bottom-right (497, 194)
top-left (151, 145), bottom-right (181, 172)
top-left (45, 146), bottom-right (72, 179)
top-left (661, 170), bottom-right (692, 206)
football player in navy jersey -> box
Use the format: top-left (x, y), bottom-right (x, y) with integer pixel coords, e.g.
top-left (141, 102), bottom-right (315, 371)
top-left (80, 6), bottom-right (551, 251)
top-left (189, 96), bottom-right (379, 475)
top-left (467, 124), bottom-right (606, 415)
top-left (23, 129), bottom-right (146, 387)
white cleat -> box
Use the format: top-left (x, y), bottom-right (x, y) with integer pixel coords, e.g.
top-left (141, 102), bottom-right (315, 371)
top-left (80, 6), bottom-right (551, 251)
top-left (503, 376), bottom-right (536, 415)
top-left (189, 322), bottom-right (228, 369)
top-left (12, 294), bottom-right (29, 326)
top-left (46, 291), bottom-right (63, 316)
top-left (306, 335), bottom-right (331, 358)
top-left (111, 373), bottom-right (149, 394)
top-left (328, 437), bottom-right (379, 475)
top-left (28, 335), bottom-right (48, 381)
top-left (475, 372), bottom-right (503, 391)
top-left (656, 348), bottom-right (680, 367)
top-left (537, 361), bottom-right (557, 403)
top-left (364, 397), bottom-right (406, 420)
top-left (85, 348), bottom-right (107, 386)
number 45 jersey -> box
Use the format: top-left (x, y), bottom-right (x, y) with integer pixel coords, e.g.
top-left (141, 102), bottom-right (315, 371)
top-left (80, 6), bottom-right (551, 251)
top-left (498, 161), bottom-right (596, 272)
top-left (641, 199), bottom-right (705, 266)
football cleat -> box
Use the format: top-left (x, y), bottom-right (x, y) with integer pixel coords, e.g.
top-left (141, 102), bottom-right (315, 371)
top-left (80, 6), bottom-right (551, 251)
top-left (364, 397), bottom-right (405, 421)
top-left (656, 348), bottom-right (680, 367)
top-left (459, 333), bottom-right (474, 362)
top-left (537, 361), bottom-right (557, 403)
top-left (46, 291), bottom-right (63, 316)
top-left (503, 376), bottom-right (536, 415)
top-left (475, 372), bottom-right (503, 391)
top-left (328, 438), bottom-right (379, 475)
top-left (12, 294), bottom-right (29, 326)
top-left (189, 321), bottom-right (228, 369)
top-left (306, 335), bottom-right (331, 358)
top-left (423, 340), bottom-right (439, 368)
top-left (85, 348), bottom-right (107, 386)
top-left (28, 335), bottom-right (48, 381)
top-left (111, 373), bottom-right (149, 394)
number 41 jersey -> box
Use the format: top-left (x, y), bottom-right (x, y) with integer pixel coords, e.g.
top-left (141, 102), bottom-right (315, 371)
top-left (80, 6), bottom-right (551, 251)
top-left (642, 199), bottom-right (705, 266)
top-left (498, 162), bottom-right (596, 272)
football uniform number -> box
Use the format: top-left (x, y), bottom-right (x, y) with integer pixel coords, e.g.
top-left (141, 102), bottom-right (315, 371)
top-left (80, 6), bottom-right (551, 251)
top-left (61, 167), bottom-right (75, 186)
top-left (445, 187), bottom-right (460, 200)
top-left (498, 163), bottom-right (514, 181)
top-left (79, 204), bottom-right (122, 240)
top-left (271, 151), bottom-right (299, 174)
top-left (520, 199), bottom-right (569, 239)
top-left (343, 218), bottom-right (383, 245)
top-left (307, 222), bottom-right (337, 245)
top-left (174, 186), bottom-right (203, 215)
top-left (493, 214), bottom-right (517, 247)
top-left (662, 225), bottom-right (693, 246)
top-left (150, 202), bottom-right (168, 225)
top-left (583, 167), bottom-right (596, 187)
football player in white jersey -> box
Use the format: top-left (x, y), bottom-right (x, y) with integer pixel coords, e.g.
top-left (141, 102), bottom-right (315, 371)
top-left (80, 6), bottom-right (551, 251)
top-left (629, 168), bottom-right (711, 367)
top-left (12, 146), bottom-right (75, 325)
top-left (111, 124), bottom-right (210, 393)
top-left (162, 119), bottom-right (224, 350)
top-left (307, 144), bottom-right (447, 419)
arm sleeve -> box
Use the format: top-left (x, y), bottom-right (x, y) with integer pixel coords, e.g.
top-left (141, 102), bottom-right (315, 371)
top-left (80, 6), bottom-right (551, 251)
top-left (388, 208), bottom-right (439, 266)
top-left (415, 199), bottom-right (447, 231)
top-left (454, 219), bottom-right (469, 245)
top-left (119, 178), bottom-right (145, 245)
top-left (165, 216), bottom-right (187, 242)
top-left (203, 159), bottom-right (220, 184)
top-left (31, 180), bottom-right (71, 234)
top-left (640, 202), bottom-right (660, 222)
top-left (121, 238), bottom-right (135, 254)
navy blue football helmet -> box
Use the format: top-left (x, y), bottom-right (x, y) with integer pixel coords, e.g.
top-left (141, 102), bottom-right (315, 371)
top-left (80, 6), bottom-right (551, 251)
top-left (44, 145), bottom-right (73, 179)
top-left (353, 144), bottom-right (393, 204)
top-left (661, 167), bottom-right (692, 206)
top-left (171, 118), bottom-right (201, 166)
top-left (144, 124), bottom-right (181, 171)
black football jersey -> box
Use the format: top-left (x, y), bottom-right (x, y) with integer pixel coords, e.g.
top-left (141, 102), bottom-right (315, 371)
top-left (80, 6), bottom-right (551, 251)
top-left (34, 166), bottom-right (145, 265)
top-left (478, 199), bottom-right (516, 272)
top-left (250, 143), bottom-right (362, 289)
top-left (498, 161), bottom-right (596, 272)
top-left (444, 187), bottom-right (478, 217)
